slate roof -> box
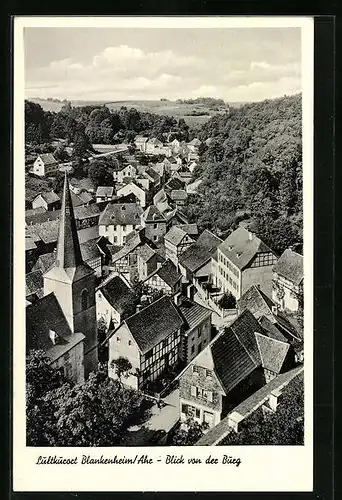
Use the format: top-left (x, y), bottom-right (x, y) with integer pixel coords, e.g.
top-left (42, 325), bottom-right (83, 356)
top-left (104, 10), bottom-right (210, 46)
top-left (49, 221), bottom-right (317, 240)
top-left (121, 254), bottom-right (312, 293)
top-left (80, 239), bottom-right (102, 261)
top-left (255, 332), bottom-right (290, 373)
top-left (142, 205), bottom-right (166, 223)
top-left (219, 226), bottom-right (275, 270)
top-left (26, 220), bottom-right (60, 244)
top-left (238, 285), bottom-right (275, 320)
top-left (34, 191), bottom-right (60, 204)
top-left (164, 208), bottom-right (189, 224)
top-left (99, 203), bottom-right (143, 226)
top-left (211, 326), bottom-right (259, 394)
top-left (170, 189), bottom-right (187, 201)
top-left (98, 275), bottom-right (137, 315)
top-left (179, 224), bottom-right (199, 237)
top-left (26, 209), bottom-right (61, 226)
top-left (178, 298), bottom-right (212, 332)
top-left (26, 270), bottom-right (44, 298)
top-left (144, 167), bottom-right (160, 183)
top-left (26, 293), bottom-right (84, 361)
top-left (32, 252), bottom-right (56, 274)
top-left (111, 232), bottom-right (143, 263)
top-left (164, 225), bottom-right (187, 246)
top-left (25, 236), bottom-right (37, 252)
top-left (96, 186), bottom-right (114, 198)
top-left (273, 248), bottom-right (303, 285)
top-left (70, 191), bottom-right (93, 207)
top-left (165, 177), bottom-right (185, 192)
top-left (37, 153), bottom-right (57, 165)
top-left (258, 316), bottom-right (289, 343)
top-left (191, 310), bottom-right (290, 395)
top-left (145, 259), bottom-right (181, 288)
top-left (179, 229), bottom-right (222, 273)
top-left (124, 295), bottom-right (184, 354)
top-left (74, 204), bottom-right (100, 220)
top-left (138, 244), bottom-right (158, 263)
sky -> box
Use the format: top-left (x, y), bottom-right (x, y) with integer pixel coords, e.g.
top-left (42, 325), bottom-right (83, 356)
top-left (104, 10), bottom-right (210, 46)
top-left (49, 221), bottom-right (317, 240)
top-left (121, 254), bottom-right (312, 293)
top-left (24, 27), bottom-right (302, 103)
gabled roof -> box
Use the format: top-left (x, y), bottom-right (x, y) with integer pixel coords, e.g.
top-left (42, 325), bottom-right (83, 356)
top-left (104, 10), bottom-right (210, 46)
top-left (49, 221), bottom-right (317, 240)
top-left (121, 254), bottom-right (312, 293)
top-left (26, 293), bottom-right (84, 361)
top-left (178, 298), bottom-right (212, 332)
top-left (141, 205), bottom-right (166, 223)
top-left (34, 191), bottom-right (60, 204)
top-left (74, 204), bottom-right (100, 220)
top-left (145, 259), bottom-right (181, 288)
top-left (144, 167), bottom-right (160, 183)
top-left (25, 236), bottom-right (37, 252)
top-left (165, 177), bottom-right (185, 192)
top-left (26, 219), bottom-right (60, 244)
top-left (70, 190), bottom-right (93, 207)
top-left (219, 226), bottom-right (276, 270)
top-left (80, 238), bottom-right (102, 261)
top-left (258, 315), bottom-right (289, 343)
top-left (138, 244), bottom-right (159, 263)
top-left (238, 285), bottom-right (275, 320)
top-left (255, 332), bottom-right (290, 374)
top-left (188, 138), bottom-right (202, 147)
top-left (179, 224), bottom-right (199, 237)
top-left (98, 274), bottom-right (137, 315)
top-left (135, 135), bottom-right (149, 143)
top-left (164, 208), bottom-right (189, 224)
top-left (96, 186), bottom-right (114, 197)
top-left (179, 229), bottom-right (222, 273)
top-left (37, 153), bottom-right (57, 165)
top-left (164, 225), bottom-right (187, 246)
top-left (26, 209), bottom-right (61, 226)
top-left (111, 232), bottom-right (143, 263)
top-left (148, 138), bottom-right (163, 146)
top-left (273, 248), bottom-right (303, 285)
top-left (32, 252), bottom-right (56, 274)
top-left (99, 203), bottom-right (143, 226)
top-left (124, 295), bottom-right (184, 353)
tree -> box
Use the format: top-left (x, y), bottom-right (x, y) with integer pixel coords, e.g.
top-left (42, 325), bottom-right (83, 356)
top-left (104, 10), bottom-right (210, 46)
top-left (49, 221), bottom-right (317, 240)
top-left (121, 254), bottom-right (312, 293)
top-left (42, 372), bottom-right (143, 446)
top-left (88, 161), bottom-right (114, 188)
top-left (110, 357), bottom-right (133, 384)
top-left (53, 143), bottom-right (69, 162)
top-left (217, 292), bottom-right (236, 309)
top-left (72, 123), bottom-right (93, 159)
top-left (172, 418), bottom-right (207, 446)
top-left (51, 171), bottom-right (66, 194)
top-left (26, 350), bottom-right (71, 446)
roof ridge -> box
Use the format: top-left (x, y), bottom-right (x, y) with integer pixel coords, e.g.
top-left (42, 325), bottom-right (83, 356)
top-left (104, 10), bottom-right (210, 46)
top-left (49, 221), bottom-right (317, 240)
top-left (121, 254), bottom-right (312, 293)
top-left (255, 330), bottom-right (290, 347)
top-left (234, 329), bottom-right (260, 367)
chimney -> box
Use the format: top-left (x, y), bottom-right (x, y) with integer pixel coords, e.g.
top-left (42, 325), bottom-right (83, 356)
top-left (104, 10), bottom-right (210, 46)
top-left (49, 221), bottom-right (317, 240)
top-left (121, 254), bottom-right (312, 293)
top-left (136, 304), bottom-right (142, 313)
top-left (272, 305), bottom-right (278, 316)
top-left (49, 329), bottom-right (58, 345)
top-left (173, 291), bottom-right (182, 307)
top-left (248, 231), bottom-right (254, 240)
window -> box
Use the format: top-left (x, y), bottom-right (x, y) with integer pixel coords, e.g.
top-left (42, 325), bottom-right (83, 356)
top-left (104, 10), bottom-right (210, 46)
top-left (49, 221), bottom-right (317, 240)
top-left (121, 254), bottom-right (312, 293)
top-left (122, 225), bottom-right (126, 232)
top-left (205, 369), bottom-right (211, 378)
top-left (190, 385), bottom-right (197, 397)
top-left (154, 223), bottom-right (158, 229)
top-left (153, 236), bottom-right (158, 241)
top-left (116, 337), bottom-right (121, 342)
top-left (195, 408), bottom-right (200, 418)
top-left (113, 236), bottom-right (118, 243)
top-left (192, 365), bottom-right (200, 375)
top-left (162, 339), bottom-right (168, 348)
top-left (128, 340), bottom-right (132, 346)
top-left (81, 289), bottom-right (88, 311)
top-left (181, 404), bottom-right (188, 414)
top-left (197, 327), bottom-right (202, 338)
top-left (191, 345), bottom-right (195, 354)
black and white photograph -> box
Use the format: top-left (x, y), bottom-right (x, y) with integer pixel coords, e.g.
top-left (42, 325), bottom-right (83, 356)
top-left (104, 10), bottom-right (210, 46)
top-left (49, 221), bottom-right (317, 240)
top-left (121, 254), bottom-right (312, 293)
top-left (13, 16), bottom-right (313, 492)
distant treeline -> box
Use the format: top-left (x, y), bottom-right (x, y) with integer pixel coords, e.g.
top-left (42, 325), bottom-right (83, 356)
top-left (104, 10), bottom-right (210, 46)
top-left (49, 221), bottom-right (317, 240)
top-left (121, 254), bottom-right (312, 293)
top-left (176, 97), bottom-right (226, 107)
top-left (25, 100), bottom-right (193, 146)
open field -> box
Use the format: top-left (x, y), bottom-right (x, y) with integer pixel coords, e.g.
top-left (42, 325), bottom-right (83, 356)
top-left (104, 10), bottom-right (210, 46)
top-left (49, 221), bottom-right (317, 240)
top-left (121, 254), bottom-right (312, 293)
top-left (28, 98), bottom-right (244, 126)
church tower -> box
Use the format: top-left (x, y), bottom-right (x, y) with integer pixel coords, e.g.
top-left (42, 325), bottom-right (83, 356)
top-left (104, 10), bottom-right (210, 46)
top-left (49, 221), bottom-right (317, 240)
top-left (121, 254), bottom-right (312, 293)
top-left (43, 173), bottom-right (97, 376)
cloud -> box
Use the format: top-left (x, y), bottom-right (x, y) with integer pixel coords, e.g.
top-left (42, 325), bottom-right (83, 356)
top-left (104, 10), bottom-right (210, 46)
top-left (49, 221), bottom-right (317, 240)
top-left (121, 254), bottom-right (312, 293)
top-left (25, 43), bottom-right (301, 102)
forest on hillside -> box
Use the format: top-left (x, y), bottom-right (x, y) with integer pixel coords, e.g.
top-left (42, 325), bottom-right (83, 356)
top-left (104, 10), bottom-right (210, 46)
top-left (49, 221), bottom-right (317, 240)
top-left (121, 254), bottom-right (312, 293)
top-left (183, 94), bottom-right (303, 255)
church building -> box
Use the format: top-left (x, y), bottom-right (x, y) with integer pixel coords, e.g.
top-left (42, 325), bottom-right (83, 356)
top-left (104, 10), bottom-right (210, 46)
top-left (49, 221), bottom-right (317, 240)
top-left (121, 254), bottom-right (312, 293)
top-left (27, 173), bottom-right (98, 379)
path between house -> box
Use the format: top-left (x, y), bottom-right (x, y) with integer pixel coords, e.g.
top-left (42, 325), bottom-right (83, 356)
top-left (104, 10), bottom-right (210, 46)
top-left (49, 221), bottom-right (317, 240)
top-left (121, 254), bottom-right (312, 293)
top-left (122, 389), bottom-right (180, 446)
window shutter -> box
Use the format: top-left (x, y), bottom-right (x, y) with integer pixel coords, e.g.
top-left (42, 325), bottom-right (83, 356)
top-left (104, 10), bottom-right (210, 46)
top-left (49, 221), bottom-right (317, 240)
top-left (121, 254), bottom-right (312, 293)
top-left (190, 385), bottom-right (197, 397)
top-left (207, 391), bottom-right (213, 402)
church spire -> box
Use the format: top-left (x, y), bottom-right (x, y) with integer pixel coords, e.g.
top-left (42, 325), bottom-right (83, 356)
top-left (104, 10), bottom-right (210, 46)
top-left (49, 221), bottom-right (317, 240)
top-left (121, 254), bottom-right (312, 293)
top-left (55, 172), bottom-right (83, 269)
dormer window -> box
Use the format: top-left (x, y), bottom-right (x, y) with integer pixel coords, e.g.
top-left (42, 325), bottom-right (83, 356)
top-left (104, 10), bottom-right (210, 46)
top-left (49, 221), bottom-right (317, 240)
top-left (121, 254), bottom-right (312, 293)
top-left (236, 252), bottom-right (242, 258)
top-left (228, 245), bottom-right (233, 251)
top-left (121, 205), bottom-right (126, 211)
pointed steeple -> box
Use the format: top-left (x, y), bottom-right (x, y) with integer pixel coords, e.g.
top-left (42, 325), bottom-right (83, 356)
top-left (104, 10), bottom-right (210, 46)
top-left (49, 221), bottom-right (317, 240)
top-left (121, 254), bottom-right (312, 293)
top-left (55, 172), bottom-right (83, 269)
